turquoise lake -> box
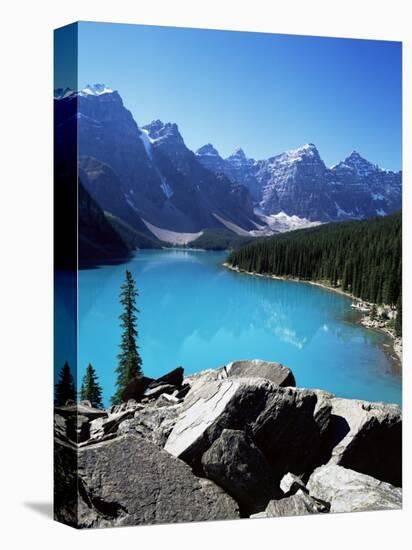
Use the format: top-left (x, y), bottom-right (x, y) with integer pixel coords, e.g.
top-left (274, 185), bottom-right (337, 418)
top-left (77, 249), bottom-right (401, 406)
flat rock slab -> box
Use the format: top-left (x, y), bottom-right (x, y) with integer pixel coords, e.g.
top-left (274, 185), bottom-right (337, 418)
top-left (307, 464), bottom-right (402, 513)
top-left (77, 434), bottom-right (239, 527)
top-left (165, 377), bottom-right (330, 479)
top-left (54, 404), bottom-right (107, 420)
top-left (223, 360), bottom-right (296, 387)
top-left (164, 378), bottom-right (277, 465)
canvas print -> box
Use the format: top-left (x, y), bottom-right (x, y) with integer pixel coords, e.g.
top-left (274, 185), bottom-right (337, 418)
top-left (54, 22), bottom-right (402, 528)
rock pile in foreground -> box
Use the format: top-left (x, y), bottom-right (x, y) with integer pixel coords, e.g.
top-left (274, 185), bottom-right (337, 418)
top-left (54, 360), bottom-right (402, 528)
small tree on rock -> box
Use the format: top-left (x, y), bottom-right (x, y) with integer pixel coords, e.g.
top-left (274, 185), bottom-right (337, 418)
top-left (370, 304), bottom-right (378, 321)
top-left (55, 361), bottom-right (76, 406)
top-left (80, 363), bottom-right (103, 408)
top-left (111, 270), bottom-right (143, 405)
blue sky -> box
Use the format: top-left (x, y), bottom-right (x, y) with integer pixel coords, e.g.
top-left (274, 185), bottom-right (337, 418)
top-left (66, 22), bottom-right (401, 169)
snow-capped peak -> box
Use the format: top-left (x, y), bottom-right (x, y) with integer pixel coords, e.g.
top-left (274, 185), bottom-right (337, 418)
top-left (80, 84), bottom-right (114, 96)
top-left (54, 84), bottom-right (115, 100)
top-left (274, 143), bottom-right (320, 164)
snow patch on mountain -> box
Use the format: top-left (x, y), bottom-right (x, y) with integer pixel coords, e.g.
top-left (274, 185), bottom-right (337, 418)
top-left (334, 202), bottom-right (353, 219)
top-left (142, 220), bottom-right (203, 245)
top-left (140, 128), bottom-right (153, 160)
top-left (254, 210), bottom-right (322, 233)
top-left (80, 84), bottom-right (114, 96)
top-left (212, 214), bottom-right (251, 236)
top-left (160, 176), bottom-right (174, 199)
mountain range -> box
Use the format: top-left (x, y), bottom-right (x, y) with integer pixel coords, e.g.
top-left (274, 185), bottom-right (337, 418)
top-left (54, 84), bottom-right (402, 252)
top-left (195, 143), bottom-right (402, 223)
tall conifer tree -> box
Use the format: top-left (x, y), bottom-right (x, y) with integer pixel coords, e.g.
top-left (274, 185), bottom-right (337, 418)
top-left (80, 364), bottom-right (103, 408)
top-left (111, 270), bottom-right (143, 405)
top-left (55, 362), bottom-right (76, 406)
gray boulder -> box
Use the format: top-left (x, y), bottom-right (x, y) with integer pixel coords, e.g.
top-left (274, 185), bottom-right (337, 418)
top-left (323, 397), bottom-right (402, 486)
top-left (89, 410), bottom-right (135, 441)
top-left (201, 429), bottom-right (281, 515)
top-left (54, 414), bottom-right (68, 441)
top-left (54, 440), bottom-right (79, 526)
top-left (118, 403), bottom-right (181, 447)
top-left (222, 359), bottom-right (296, 387)
top-left (164, 378), bottom-right (276, 465)
top-left (262, 490), bottom-right (329, 517)
top-left (165, 378), bottom-right (331, 478)
top-left (307, 464), bottom-right (402, 513)
top-left (77, 434), bottom-right (239, 527)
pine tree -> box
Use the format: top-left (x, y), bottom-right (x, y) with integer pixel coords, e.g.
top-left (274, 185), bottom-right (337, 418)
top-left (80, 363), bottom-right (103, 408)
top-left (111, 270), bottom-right (143, 405)
top-left (55, 361), bottom-right (76, 406)
top-left (370, 303), bottom-right (378, 321)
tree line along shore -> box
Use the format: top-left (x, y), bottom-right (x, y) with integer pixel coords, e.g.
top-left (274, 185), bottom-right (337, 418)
top-left (227, 211), bottom-right (402, 340)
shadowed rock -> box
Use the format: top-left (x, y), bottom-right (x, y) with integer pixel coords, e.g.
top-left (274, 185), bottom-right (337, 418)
top-left (121, 376), bottom-right (154, 402)
top-left (322, 398), bottom-right (402, 486)
top-left (202, 429), bottom-right (281, 515)
top-left (251, 386), bottom-right (331, 479)
top-left (148, 367), bottom-right (184, 389)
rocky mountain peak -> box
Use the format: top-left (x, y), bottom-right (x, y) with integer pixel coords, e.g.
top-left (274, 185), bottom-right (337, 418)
top-left (196, 143), bottom-right (221, 157)
top-left (81, 83), bottom-right (114, 96)
top-left (143, 120), bottom-right (185, 147)
top-left (227, 147), bottom-right (249, 161)
top-left (336, 150), bottom-right (378, 177)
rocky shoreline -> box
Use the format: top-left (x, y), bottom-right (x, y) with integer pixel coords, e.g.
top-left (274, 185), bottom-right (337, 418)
top-left (54, 360), bottom-right (402, 528)
top-left (224, 263), bottom-right (403, 363)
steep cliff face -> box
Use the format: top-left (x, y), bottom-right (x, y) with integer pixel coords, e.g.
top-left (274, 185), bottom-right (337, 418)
top-left (55, 85), bottom-right (258, 234)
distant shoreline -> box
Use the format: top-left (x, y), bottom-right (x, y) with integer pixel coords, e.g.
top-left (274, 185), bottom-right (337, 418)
top-left (223, 262), bottom-right (402, 366)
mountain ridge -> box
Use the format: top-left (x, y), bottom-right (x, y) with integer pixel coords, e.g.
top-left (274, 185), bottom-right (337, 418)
top-left (55, 84), bottom-right (402, 240)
